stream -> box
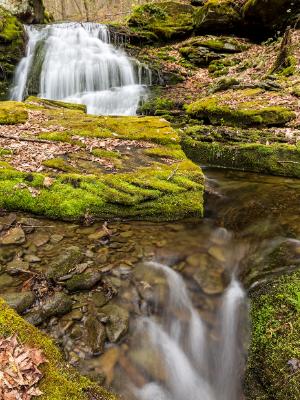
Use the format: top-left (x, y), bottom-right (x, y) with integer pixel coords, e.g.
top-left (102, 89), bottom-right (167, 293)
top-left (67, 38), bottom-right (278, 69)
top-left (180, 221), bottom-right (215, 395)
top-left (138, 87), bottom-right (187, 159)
top-left (1, 167), bottom-right (300, 399)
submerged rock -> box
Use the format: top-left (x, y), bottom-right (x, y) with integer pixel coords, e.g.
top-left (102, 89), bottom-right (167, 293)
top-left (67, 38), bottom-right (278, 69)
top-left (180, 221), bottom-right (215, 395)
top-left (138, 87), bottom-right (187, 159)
top-left (65, 272), bottom-right (102, 292)
top-left (25, 292), bottom-right (72, 326)
top-left (0, 227), bottom-right (26, 245)
top-left (83, 316), bottom-right (106, 355)
top-left (1, 291), bottom-right (35, 313)
top-left (46, 246), bottom-right (83, 280)
top-left (101, 304), bottom-right (129, 343)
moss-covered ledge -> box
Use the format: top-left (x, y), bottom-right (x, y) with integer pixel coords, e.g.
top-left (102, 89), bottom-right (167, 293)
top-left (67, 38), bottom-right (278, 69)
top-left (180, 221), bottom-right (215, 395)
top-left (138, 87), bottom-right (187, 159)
top-left (0, 298), bottom-right (117, 400)
top-left (181, 125), bottom-right (300, 178)
top-left (245, 271), bottom-right (300, 400)
top-left (0, 99), bottom-right (204, 220)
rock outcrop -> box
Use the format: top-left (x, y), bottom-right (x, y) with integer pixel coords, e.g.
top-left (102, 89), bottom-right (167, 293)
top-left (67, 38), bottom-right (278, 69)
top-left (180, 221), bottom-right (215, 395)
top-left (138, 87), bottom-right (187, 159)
top-left (0, 0), bottom-right (45, 23)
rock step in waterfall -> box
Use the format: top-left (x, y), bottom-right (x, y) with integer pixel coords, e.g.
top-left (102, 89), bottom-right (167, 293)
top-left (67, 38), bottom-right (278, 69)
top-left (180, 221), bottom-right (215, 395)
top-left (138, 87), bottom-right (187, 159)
top-left (11, 22), bottom-right (152, 115)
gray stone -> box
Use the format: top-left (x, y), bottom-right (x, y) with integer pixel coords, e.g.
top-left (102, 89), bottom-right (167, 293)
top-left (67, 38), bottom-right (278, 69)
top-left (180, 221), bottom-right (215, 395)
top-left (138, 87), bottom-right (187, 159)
top-left (65, 272), bottom-right (102, 292)
top-left (6, 259), bottom-right (29, 274)
top-left (2, 291), bottom-right (35, 314)
top-left (101, 304), bottom-right (129, 343)
top-left (84, 316), bottom-right (106, 354)
top-left (46, 246), bottom-right (83, 280)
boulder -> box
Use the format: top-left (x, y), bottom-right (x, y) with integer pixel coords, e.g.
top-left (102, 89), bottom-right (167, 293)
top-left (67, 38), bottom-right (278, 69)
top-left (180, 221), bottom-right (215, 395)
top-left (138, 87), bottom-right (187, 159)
top-left (0, 6), bottom-right (24, 99)
top-left (242, 0), bottom-right (299, 39)
top-left (128, 1), bottom-right (195, 40)
top-left (0, 0), bottom-right (45, 23)
top-left (65, 271), bottom-right (102, 292)
top-left (46, 245), bottom-right (83, 280)
top-left (0, 226), bottom-right (26, 244)
top-left (1, 291), bottom-right (35, 313)
top-left (194, 0), bottom-right (242, 34)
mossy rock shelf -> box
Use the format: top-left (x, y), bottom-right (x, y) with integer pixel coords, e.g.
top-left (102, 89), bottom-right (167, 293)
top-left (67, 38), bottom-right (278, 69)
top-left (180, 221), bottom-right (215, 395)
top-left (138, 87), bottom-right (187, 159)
top-left (0, 298), bottom-right (117, 400)
top-left (181, 125), bottom-right (300, 179)
top-left (0, 98), bottom-right (204, 221)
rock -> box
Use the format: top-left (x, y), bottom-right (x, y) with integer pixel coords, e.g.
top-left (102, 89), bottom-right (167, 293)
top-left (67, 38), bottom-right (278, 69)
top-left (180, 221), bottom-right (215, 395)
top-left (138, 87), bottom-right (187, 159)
top-left (0, 0), bottom-right (45, 23)
top-left (6, 259), bottom-right (29, 274)
top-left (0, 7), bottom-right (24, 99)
top-left (0, 213), bottom-right (16, 230)
top-left (46, 246), bottom-right (83, 280)
top-left (1, 291), bottom-right (35, 313)
top-left (208, 246), bottom-right (226, 262)
top-left (32, 232), bottom-right (50, 247)
top-left (65, 272), bottom-right (102, 292)
top-left (88, 229), bottom-right (108, 241)
top-left (19, 217), bottom-right (40, 233)
top-left (24, 254), bottom-right (41, 263)
top-left (25, 292), bottom-right (72, 325)
top-left (194, 0), bottom-right (242, 34)
top-left (0, 273), bottom-right (16, 290)
top-left (90, 291), bottom-right (109, 308)
top-left (50, 234), bottom-right (64, 243)
top-left (129, 348), bottom-right (167, 381)
top-left (83, 316), bottom-right (106, 354)
top-left (193, 263), bottom-right (225, 295)
top-left (98, 347), bottom-right (120, 385)
top-left (242, 0), bottom-right (299, 39)
top-left (128, 1), bottom-right (195, 40)
top-left (0, 227), bottom-right (26, 245)
top-left (0, 248), bottom-right (15, 264)
top-left (101, 304), bottom-right (129, 343)
top-left (180, 45), bottom-right (222, 67)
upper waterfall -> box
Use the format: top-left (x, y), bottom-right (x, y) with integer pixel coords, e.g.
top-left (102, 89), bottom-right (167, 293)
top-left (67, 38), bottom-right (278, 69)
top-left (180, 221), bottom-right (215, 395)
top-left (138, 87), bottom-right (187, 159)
top-left (10, 23), bottom-right (152, 116)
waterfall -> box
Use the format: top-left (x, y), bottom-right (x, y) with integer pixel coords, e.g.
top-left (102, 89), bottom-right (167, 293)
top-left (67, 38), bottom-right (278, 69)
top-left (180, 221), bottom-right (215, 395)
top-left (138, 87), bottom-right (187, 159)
top-left (10, 23), bottom-right (151, 116)
top-left (131, 262), bottom-right (247, 400)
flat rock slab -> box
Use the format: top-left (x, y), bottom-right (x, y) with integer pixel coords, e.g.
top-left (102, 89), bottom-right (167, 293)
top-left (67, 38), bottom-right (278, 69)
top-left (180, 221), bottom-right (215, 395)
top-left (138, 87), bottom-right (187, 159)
top-left (0, 98), bottom-right (204, 221)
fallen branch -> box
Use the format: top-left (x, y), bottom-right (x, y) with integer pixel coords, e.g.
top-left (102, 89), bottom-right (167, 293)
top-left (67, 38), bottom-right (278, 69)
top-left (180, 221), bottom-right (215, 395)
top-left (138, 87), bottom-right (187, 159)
top-left (0, 134), bottom-right (54, 144)
top-left (277, 160), bottom-right (300, 165)
top-left (167, 165), bottom-right (179, 181)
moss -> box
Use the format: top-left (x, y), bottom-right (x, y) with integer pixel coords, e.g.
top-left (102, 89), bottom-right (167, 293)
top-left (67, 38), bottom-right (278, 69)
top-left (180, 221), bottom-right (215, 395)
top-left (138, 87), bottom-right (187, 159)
top-left (185, 93), bottom-right (295, 127)
top-left (208, 58), bottom-right (237, 74)
top-left (0, 147), bottom-right (12, 155)
top-left (42, 158), bottom-right (77, 173)
top-left (245, 271), bottom-right (300, 400)
top-left (128, 1), bottom-right (195, 41)
top-left (0, 298), bottom-right (116, 400)
top-left (277, 55), bottom-right (297, 77)
top-left (26, 96), bottom-right (87, 112)
top-left (139, 97), bottom-right (175, 116)
top-left (0, 101), bottom-right (28, 124)
top-left (144, 145), bottom-right (186, 160)
top-left (91, 148), bottom-right (121, 159)
top-left (0, 6), bottom-right (25, 99)
top-left (182, 132), bottom-right (300, 178)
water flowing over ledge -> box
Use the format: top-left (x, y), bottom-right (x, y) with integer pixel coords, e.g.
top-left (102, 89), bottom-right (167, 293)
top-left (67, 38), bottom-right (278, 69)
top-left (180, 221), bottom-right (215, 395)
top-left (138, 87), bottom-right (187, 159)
top-left (10, 22), bottom-right (152, 115)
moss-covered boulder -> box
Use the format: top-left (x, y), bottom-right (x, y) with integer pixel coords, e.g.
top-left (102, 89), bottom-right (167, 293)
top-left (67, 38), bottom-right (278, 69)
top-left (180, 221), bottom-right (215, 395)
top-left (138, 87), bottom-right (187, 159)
top-left (0, 98), bottom-right (204, 221)
top-left (0, 0), bottom-right (45, 23)
top-left (245, 271), bottom-right (300, 400)
top-left (128, 1), bottom-right (195, 41)
top-left (194, 0), bottom-right (242, 34)
top-left (0, 100), bottom-right (28, 123)
top-left (0, 298), bottom-right (117, 399)
top-left (0, 6), bottom-right (24, 99)
top-left (242, 0), bottom-right (299, 39)
top-left (186, 89), bottom-right (295, 127)
top-left (181, 124), bottom-right (300, 178)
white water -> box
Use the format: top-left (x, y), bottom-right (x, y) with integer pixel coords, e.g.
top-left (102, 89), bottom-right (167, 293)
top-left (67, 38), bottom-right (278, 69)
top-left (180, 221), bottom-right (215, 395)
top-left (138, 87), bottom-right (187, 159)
top-left (132, 261), bottom-right (247, 400)
top-left (11, 23), bottom-right (151, 115)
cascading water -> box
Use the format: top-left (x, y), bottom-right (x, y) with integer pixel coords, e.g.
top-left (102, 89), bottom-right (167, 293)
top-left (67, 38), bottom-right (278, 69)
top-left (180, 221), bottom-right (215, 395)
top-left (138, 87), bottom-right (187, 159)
top-left (10, 23), bottom-right (152, 115)
top-left (127, 261), bottom-right (247, 400)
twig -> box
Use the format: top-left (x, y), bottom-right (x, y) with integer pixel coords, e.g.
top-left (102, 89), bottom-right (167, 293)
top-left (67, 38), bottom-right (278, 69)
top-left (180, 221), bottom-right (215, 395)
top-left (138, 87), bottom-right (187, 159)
top-left (167, 165), bottom-right (179, 180)
top-left (0, 134), bottom-right (54, 144)
top-left (2, 223), bottom-right (55, 228)
top-left (277, 160), bottom-right (300, 165)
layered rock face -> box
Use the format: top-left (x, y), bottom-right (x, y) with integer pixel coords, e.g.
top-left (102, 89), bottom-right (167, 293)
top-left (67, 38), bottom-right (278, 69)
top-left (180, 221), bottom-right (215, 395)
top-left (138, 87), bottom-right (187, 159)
top-left (0, 0), bottom-right (44, 23)
top-left (0, 6), bottom-right (24, 99)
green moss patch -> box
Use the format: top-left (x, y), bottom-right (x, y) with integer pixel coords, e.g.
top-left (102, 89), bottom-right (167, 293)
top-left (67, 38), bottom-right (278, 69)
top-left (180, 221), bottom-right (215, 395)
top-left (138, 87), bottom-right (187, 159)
top-left (181, 125), bottom-right (300, 178)
top-left (128, 1), bottom-right (195, 40)
top-left (0, 298), bottom-right (116, 400)
top-left (185, 90), bottom-right (295, 127)
top-left (0, 101), bottom-right (28, 124)
top-left (0, 100), bottom-right (204, 221)
top-left (245, 271), bottom-right (300, 400)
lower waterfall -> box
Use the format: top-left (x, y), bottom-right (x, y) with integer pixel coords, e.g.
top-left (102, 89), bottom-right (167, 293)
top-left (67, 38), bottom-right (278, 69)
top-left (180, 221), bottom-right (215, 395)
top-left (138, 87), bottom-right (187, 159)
top-left (129, 262), bottom-right (247, 400)
top-left (10, 23), bottom-right (151, 115)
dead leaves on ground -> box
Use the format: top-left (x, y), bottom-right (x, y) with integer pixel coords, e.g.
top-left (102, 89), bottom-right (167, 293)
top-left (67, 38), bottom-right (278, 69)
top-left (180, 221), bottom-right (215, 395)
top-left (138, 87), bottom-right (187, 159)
top-left (0, 334), bottom-right (46, 400)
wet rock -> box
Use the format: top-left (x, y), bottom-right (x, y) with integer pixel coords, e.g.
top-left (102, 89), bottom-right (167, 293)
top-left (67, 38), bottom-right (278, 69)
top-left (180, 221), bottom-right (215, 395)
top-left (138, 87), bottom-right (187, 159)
top-left (193, 263), bottom-right (225, 295)
top-left (25, 292), bottom-right (72, 326)
top-left (0, 213), bottom-right (16, 230)
top-left (24, 254), bottom-right (41, 263)
top-left (46, 245), bottom-right (83, 280)
top-left (6, 259), bottom-right (30, 274)
top-left (32, 232), bottom-right (50, 247)
top-left (0, 273), bottom-right (20, 290)
top-left (0, 227), bottom-right (25, 245)
top-left (129, 348), bottom-right (167, 381)
top-left (101, 304), bottom-right (129, 343)
top-left (50, 234), bottom-right (64, 243)
top-left (90, 291), bottom-right (109, 308)
top-left (98, 347), bottom-right (120, 385)
top-left (19, 217), bottom-right (40, 233)
top-left (88, 229), bottom-right (108, 241)
top-left (1, 291), bottom-right (35, 314)
top-left (84, 316), bottom-right (106, 354)
top-left (65, 272), bottom-right (102, 292)
top-left (0, 248), bottom-right (16, 264)
top-left (208, 246), bottom-right (226, 262)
